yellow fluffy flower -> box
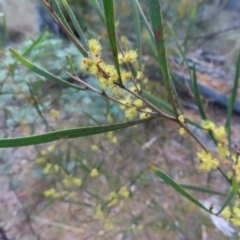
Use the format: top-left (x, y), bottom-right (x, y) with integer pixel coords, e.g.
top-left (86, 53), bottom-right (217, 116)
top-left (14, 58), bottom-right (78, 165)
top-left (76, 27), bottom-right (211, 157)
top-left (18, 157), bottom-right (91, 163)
top-left (139, 108), bottom-right (152, 119)
top-left (111, 136), bottom-right (118, 144)
top-left (213, 126), bottom-right (227, 141)
top-left (123, 50), bottom-right (138, 63)
top-left (98, 77), bottom-right (107, 89)
top-left (197, 150), bottom-right (219, 172)
top-left (121, 70), bottom-right (132, 82)
top-left (43, 163), bottom-right (52, 174)
top-left (133, 99), bottom-right (143, 108)
top-left (202, 120), bottom-right (215, 131)
top-left (88, 38), bottom-right (102, 56)
top-left (129, 84), bottom-right (140, 94)
top-left (72, 177), bottom-right (82, 187)
top-left (90, 168), bottom-right (99, 177)
top-left (118, 186), bottom-right (130, 198)
top-left (50, 109), bottom-right (59, 119)
top-left (43, 188), bottom-right (60, 198)
top-left (88, 64), bottom-right (98, 75)
top-left (178, 114), bottom-right (185, 123)
top-left (125, 107), bottom-right (137, 119)
top-left (221, 206), bottom-right (231, 219)
top-left (231, 218), bottom-right (240, 226)
top-left (79, 58), bottom-right (95, 71)
top-left (53, 164), bottom-right (60, 172)
top-left (118, 53), bottom-right (124, 64)
top-left (136, 71), bottom-right (143, 80)
top-left (36, 157), bottom-right (46, 164)
top-left (91, 144), bottom-right (99, 152)
top-left (41, 149), bottom-right (47, 156)
top-left (108, 191), bottom-right (118, 207)
top-left (217, 143), bottom-right (230, 159)
top-left (178, 127), bottom-right (185, 136)
top-left (120, 96), bottom-right (132, 110)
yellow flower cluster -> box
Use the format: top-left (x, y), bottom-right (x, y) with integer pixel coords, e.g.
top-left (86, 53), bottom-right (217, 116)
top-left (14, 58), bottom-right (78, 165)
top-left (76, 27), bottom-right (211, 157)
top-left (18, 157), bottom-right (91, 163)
top-left (43, 188), bottom-right (75, 199)
top-left (40, 163), bottom-right (82, 197)
top-left (178, 127), bottom-right (185, 136)
top-left (139, 108), bottom-right (153, 119)
top-left (79, 38), bottom-right (153, 120)
top-left (176, 114), bottom-right (186, 136)
top-left (91, 144), bottom-right (99, 151)
top-left (178, 114), bottom-right (185, 123)
top-left (231, 206), bottom-right (240, 226)
top-left (118, 50), bottom-right (138, 64)
top-left (95, 187), bottom-right (129, 231)
top-left (217, 143), bottom-right (230, 159)
top-left (130, 224), bottom-right (144, 232)
top-left (95, 205), bottom-right (114, 230)
top-left (43, 163), bottom-right (60, 174)
top-left (43, 188), bottom-right (61, 198)
top-left (108, 191), bottom-right (118, 207)
top-left (88, 38), bottom-right (102, 56)
top-left (107, 186), bottom-right (130, 207)
top-left (198, 120), bottom-right (230, 172)
top-left (36, 146), bottom-right (83, 200)
top-left (62, 174), bottom-right (82, 188)
top-left (96, 204), bottom-right (104, 219)
top-left (221, 201), bottom-right (240, 228)
top-left (118, 186), bottom-right (130, 198)
top-left (50, 109), bottom-right (60, 119)
top-left (201, 120), bottom-right (227, 141)
top-left (90, 168), bottom-right (99, 177)
top-left (36, 157), bottom-right (46, 164)
top-left (197, 150), bottom-right (219, 172)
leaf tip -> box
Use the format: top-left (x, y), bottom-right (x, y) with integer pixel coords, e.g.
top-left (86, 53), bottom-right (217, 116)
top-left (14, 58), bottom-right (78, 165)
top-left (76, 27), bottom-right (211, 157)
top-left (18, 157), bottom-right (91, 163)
top-left (149, 165), bottom-right (155, 171)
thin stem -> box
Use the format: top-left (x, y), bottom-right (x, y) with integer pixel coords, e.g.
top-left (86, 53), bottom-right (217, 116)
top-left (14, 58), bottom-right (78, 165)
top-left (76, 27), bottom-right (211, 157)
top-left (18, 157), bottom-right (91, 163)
top-left (42, 0), bottom-right (88, 57)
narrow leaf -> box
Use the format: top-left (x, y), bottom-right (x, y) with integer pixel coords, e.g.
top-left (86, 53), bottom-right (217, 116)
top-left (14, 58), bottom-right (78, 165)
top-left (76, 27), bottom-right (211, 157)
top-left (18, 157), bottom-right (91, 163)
top-left (150, 166), bottom-right (211, 212)
top-left (217, 177), bottom-right (238, 214)
top-left (146, 33), bottom-right (158, 59)
top-left (192, 66), bottom-right (207, 120)
top-left (0, 14), bottom-right (8, 46)
top-left (225, 51), bottom-right (240, 148)
top-left (130, 0), bottom-right (142, 71)
top-left (66, 55), bottom-right (76, 74)
top-left (60, 0), bottom-right (87, 49)
top-left (143, 90), bottom-right (203, 129)
top-left (133, 0), bottom-right (154, 41)
top-left (23, 31), bottom-right (50, 57)
top-left (90, 0), bottom-right (105, 24)
top-left (10, 48), bottom-right (84, 90)
top-left (148, 0), bottom-right (176, 113)
top-left (0, 119), bottom-right (152, 148)
top-left (51, 0), bottom-right (74, 35)
top-left (11, 31), bottom-right (50, 76)
top-left (102, 0), bottom-right (122, 83)
top-left (41, 0), bottom-right (87, 56)
top-left (183, 6), bottom-right (197, 52)
top-left (158, 180), bottom-right (226, 196)
top-left (143, 90), bottom-right (173, 114)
